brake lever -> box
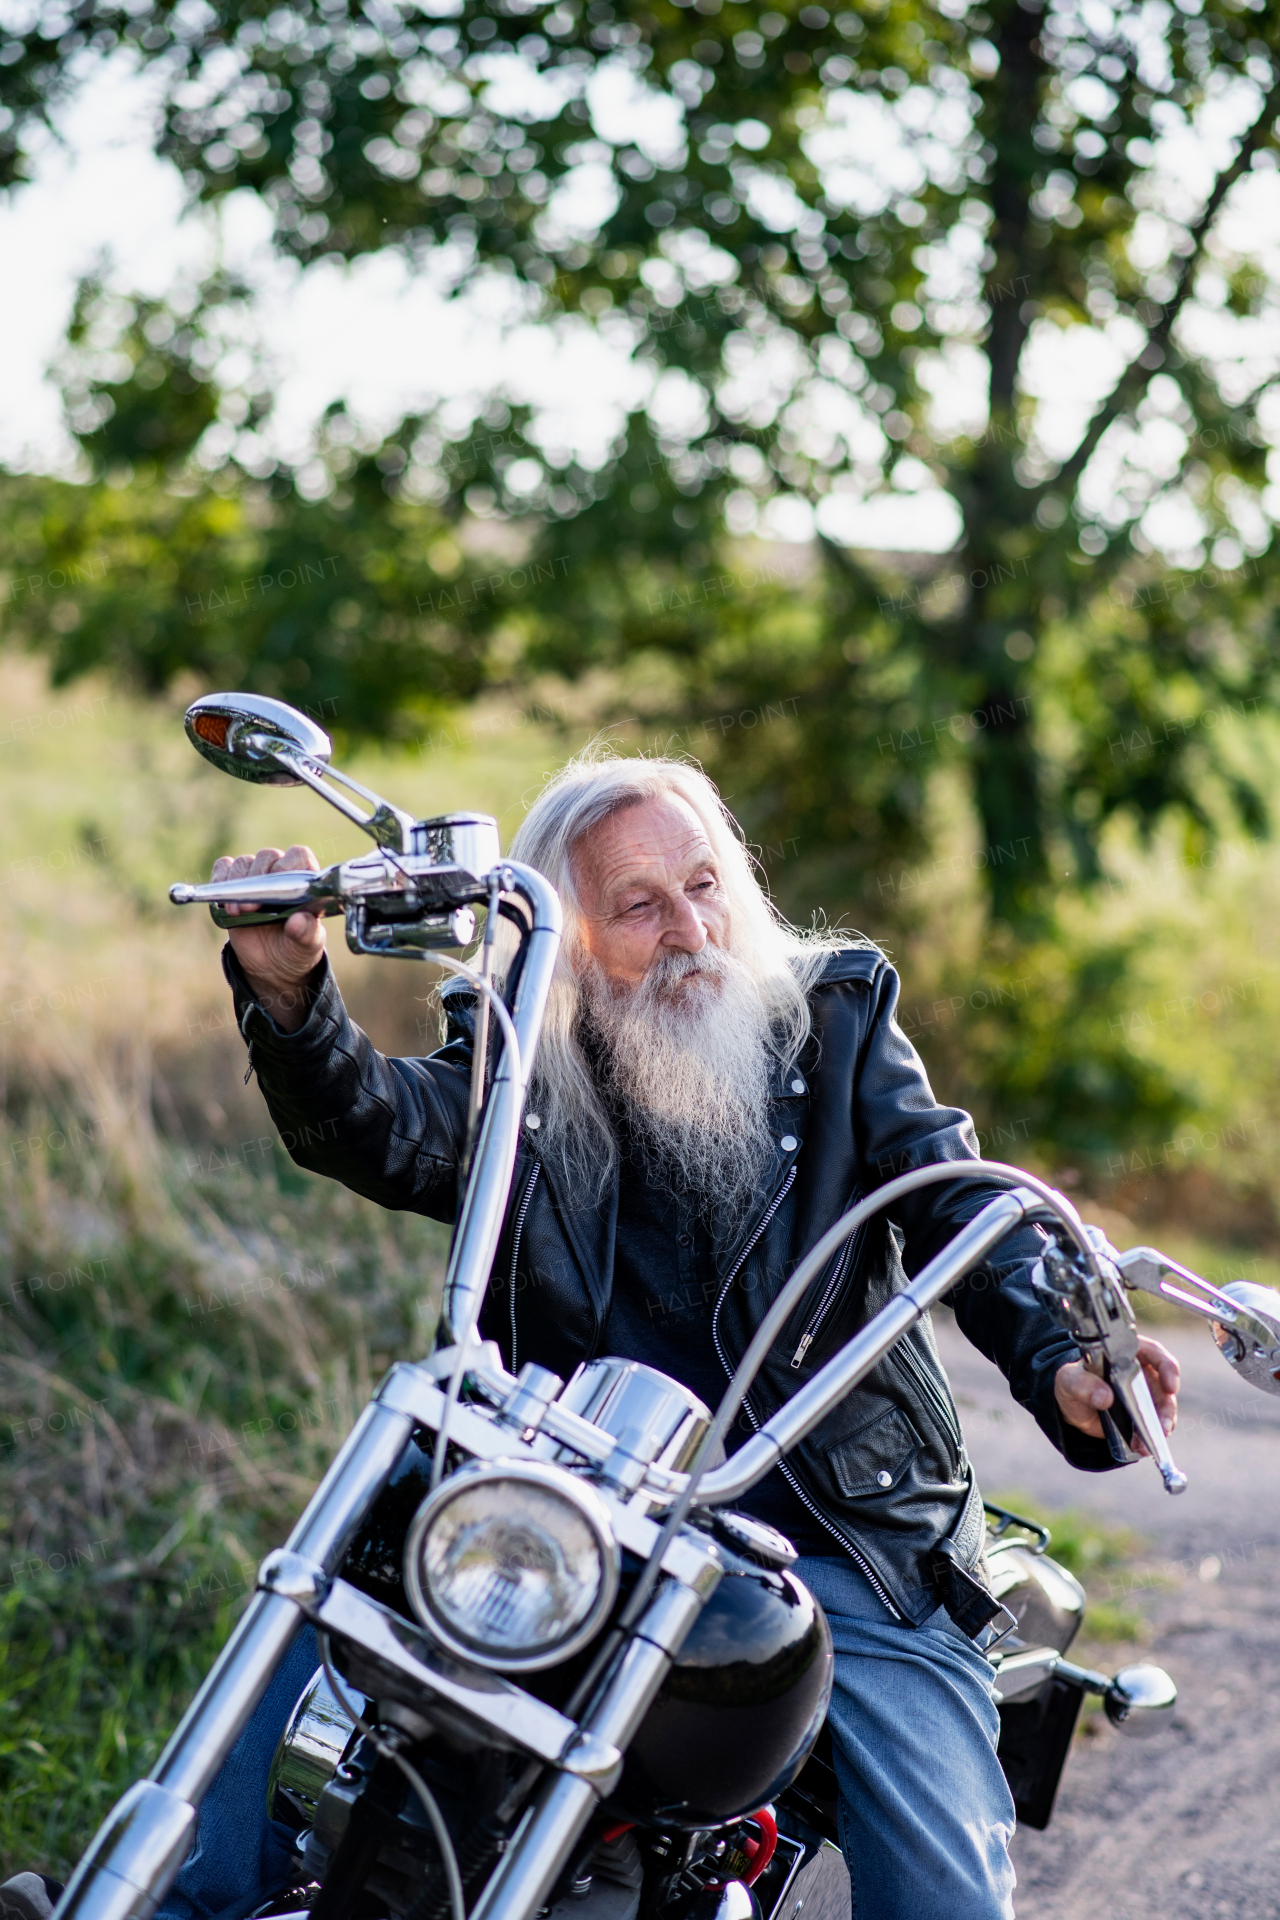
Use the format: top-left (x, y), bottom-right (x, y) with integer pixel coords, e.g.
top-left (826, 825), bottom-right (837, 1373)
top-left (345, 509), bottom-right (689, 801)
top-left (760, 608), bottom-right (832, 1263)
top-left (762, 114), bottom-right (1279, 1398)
top-left (171, 848), bottom-right (437, 927)
top-left (1032, 1228), bottom-right (1188, 1494)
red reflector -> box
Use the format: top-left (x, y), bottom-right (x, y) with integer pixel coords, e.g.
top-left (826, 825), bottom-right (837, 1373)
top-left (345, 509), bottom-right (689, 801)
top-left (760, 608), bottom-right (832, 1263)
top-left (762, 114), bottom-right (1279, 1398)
top-left (193, 711), bottom-right (230, 748)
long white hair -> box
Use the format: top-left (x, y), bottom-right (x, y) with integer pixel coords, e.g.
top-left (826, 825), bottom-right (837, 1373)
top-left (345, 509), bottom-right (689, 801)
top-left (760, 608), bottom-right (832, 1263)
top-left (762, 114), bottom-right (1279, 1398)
top-left (471, 747), bottom-right (854, 1204)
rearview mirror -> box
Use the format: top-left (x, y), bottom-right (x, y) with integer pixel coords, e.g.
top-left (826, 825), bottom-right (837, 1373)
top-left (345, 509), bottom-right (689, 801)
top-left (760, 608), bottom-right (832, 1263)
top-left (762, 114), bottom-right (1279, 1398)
top-left (184, 693), bottom-right (332, 786)
top-left (183, 689), bottom-right (416, 851)
top-left (1212, 1281), bottom-right (1280, 1395)
top-left (1104, 1663), bottom-right (1177, 1736)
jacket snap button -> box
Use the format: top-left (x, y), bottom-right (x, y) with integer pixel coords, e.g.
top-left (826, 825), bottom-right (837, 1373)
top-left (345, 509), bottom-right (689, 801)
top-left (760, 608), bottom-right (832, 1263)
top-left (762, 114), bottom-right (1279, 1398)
top-left (780, 1135), bottom-right (798, 1151)
top-left (876, 1470), bottom-right (893, 1488)
top-left (525, 1114), bottom-right (541, 1130)
top-left (791, 1079), bottom-right (805, 1094)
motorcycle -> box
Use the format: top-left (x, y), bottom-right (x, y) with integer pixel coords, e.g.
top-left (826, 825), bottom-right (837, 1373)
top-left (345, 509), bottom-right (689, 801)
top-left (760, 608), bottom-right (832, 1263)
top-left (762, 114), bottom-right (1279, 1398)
top-left (52, 693), bottom-right (1280, 1920)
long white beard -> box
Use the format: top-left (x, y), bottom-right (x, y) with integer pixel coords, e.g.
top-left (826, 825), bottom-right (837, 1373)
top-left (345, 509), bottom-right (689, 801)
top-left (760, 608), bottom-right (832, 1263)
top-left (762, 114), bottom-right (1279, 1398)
top-left (580, 945), bottom-right (777, 1227)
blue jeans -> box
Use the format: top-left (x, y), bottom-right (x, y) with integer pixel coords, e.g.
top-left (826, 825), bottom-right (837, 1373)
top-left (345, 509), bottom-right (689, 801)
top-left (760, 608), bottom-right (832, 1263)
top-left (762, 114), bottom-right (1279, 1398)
top-left (157, 1625), bottom-right (321, 1920)
top-left (157, 1563), bottom-right (1014, 1920)
top-left (797, 1555), bottom-right (1015, 1920)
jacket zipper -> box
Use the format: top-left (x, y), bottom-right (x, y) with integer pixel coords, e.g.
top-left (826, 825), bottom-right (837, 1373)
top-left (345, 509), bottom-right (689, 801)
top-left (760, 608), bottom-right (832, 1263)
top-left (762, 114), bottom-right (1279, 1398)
top-left (710, 1164), bottom-right (798, 1336)
top-left (735, 1390), bottom-right (904, 1623)
top-left (507, 1161), bottom-right (540, 1373)
top-left (894, 1329), bottom-right (964, 1469)
top-left (708, 1164), bottom-right (904, 1623)
top-left (789, 1224), bottom-right (863, 1369)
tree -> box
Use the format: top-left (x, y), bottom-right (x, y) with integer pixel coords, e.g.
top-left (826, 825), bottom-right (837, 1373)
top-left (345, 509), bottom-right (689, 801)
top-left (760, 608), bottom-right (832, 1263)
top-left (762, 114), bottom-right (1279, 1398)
top-left (2, 281), bottom-right (498, 736)
top-left (4, 0), bottom-right (1280, 918)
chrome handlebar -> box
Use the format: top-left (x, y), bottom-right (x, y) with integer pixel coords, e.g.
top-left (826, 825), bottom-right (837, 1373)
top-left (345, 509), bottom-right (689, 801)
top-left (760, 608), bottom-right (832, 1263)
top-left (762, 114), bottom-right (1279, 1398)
top-left (170, 849), bottom-right (485, 949)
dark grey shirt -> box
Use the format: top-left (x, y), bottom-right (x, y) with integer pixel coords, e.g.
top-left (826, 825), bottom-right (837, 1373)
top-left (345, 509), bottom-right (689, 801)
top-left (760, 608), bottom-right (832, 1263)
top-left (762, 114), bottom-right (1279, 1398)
top-left (601, 1133), bottom-right (833, 1555)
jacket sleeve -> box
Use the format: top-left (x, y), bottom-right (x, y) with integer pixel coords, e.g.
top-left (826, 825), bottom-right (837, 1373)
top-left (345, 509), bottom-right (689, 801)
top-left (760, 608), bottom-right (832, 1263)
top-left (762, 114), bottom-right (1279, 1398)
top-left (851, 959), bottom-right (1120, 1474)
top-left (222, 945), bottom-right (471, 1222)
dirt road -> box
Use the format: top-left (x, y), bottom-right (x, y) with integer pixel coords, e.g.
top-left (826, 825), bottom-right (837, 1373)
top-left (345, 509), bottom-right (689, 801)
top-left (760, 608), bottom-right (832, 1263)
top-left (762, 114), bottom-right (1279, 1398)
top-left (934, 1308), bottom-right (1280, 1919)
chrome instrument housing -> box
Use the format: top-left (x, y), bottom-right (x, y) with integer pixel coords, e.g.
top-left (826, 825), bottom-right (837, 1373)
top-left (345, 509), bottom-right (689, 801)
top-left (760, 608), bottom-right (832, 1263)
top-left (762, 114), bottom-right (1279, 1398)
top-left (266, 1669), bottom-right (365, 1829)
top-left (547, 1359), bottom-right (713, 1477)
top-left (408, 814), bottom-right (502, 883)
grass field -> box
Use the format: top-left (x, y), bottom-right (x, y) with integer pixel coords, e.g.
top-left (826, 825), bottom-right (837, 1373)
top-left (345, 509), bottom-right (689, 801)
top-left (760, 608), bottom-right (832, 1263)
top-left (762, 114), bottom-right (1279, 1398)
top-left (1, 653), bottom-right (1278, 1879)
top-left (0, 655), bottom-right (561, 1876)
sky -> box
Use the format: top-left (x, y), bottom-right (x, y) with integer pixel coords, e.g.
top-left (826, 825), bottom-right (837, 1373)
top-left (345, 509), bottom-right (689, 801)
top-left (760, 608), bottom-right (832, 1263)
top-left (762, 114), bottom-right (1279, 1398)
top-left (3, 46), bottom-right (1280, 562)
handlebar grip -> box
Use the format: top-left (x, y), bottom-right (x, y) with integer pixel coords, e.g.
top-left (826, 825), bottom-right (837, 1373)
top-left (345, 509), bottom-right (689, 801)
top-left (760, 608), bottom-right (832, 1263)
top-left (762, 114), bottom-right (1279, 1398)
top-left (206, 902), bottom-right (344, 929)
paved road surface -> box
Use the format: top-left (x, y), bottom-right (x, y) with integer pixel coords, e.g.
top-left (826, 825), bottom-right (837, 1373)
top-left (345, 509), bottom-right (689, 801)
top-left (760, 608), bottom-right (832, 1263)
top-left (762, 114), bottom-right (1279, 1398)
top-left (934, 1307), bottom-right (1280, 1920)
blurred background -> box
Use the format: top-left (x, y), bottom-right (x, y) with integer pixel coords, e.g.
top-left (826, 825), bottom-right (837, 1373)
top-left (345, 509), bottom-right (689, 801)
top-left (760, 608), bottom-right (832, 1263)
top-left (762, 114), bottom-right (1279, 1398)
top-left (2, 0), bottom-right (1280, 1907)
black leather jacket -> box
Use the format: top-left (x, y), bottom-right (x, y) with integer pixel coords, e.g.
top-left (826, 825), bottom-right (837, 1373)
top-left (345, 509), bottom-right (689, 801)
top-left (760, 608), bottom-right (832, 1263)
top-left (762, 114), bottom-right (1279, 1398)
top-left (225, 941), bottom-right (1117, 1629)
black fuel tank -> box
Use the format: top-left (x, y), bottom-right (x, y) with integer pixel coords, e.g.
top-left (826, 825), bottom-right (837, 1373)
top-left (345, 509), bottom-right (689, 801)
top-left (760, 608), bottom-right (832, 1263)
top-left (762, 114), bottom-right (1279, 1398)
top-left (609, 1558), bottom-right (833, 1830)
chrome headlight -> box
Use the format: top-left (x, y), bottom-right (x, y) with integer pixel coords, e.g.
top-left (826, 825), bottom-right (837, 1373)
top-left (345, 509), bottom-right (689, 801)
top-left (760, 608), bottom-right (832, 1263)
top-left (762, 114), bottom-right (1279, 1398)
top-left (404, 1460), bottom-right (619, 1671)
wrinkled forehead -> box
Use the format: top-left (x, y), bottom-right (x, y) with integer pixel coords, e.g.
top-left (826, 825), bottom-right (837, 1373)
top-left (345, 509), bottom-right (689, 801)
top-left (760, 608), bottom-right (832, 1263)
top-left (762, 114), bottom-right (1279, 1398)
top-left (570, 792), bottom-right (716, 906)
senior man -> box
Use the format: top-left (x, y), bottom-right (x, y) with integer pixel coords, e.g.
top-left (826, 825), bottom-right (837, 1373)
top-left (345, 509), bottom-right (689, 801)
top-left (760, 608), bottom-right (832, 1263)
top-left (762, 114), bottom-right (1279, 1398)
top-left (173, 753), bottom-right (1174, 1920)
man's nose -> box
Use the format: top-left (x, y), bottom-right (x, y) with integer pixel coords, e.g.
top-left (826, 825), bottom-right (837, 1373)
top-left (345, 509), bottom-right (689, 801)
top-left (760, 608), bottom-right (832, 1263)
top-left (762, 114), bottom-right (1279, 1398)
top-left (662, 894), bottom-right (708, 952)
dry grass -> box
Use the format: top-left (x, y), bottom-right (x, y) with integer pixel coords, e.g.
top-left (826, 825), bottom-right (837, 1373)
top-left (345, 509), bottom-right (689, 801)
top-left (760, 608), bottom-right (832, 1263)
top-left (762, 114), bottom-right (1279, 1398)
top-left (0, 1011), bottom-right (455, 1873)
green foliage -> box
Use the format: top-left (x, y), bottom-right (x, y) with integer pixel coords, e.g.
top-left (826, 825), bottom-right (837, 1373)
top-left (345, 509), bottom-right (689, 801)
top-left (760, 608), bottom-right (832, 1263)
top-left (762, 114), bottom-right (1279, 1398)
top-left (4, 0), bottom-right (1280, 919)
top-left (59, 278), bottom-right (230, 479)
top-left (0, 421), bottom-right (494, 736)
top-left (916, 924), bottom-right (1197, 1158)
top-left (3, 6), bottom-right (1280, 1256)
top-left (0, 1585), bottom-right (226, 1878)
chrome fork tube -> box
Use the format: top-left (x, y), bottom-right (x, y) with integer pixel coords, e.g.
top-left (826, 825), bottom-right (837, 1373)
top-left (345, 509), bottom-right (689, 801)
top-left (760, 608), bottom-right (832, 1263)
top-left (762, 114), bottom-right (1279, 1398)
top-left (54, 1400), bottom-right (417, 1920)
top-left (469, 1581), bottom-right (709, 1920)
top-left (443, 863), bottom-right (562, 1347)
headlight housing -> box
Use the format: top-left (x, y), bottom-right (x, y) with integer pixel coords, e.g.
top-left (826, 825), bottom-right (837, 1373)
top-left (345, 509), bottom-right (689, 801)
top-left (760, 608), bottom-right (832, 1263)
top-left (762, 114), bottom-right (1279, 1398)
top-left (404, 1460), bottom-right (620, 1671)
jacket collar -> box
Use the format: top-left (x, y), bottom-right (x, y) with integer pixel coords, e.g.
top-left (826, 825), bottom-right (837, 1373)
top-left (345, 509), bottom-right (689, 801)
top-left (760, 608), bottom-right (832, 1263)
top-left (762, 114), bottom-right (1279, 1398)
top-left (816, 943), bottom-right (884, 985)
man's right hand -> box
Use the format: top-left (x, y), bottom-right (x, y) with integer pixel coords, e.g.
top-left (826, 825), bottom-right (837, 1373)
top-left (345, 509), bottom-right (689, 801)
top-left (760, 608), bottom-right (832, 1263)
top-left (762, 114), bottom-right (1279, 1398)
top-left (215, 845), bottom-right (327, 1033)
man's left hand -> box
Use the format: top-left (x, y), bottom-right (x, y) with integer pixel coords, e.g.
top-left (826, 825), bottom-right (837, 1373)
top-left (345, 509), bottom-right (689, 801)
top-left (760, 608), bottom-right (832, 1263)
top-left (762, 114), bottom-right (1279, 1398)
top-left (1054, 1338), bottom-right (1180, 1453)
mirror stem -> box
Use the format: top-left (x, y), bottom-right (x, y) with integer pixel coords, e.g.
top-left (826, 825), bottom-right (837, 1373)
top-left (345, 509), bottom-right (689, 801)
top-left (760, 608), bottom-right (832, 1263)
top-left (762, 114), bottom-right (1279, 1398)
top-left (274, 747), bottom-right (416, 852)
